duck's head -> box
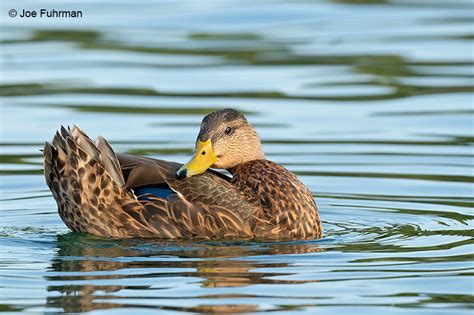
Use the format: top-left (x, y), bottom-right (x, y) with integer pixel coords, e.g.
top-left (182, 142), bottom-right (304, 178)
top-left (177, 108), bottom-right (264, 178)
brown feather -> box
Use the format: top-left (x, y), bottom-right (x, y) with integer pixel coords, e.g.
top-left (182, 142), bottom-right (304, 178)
top-left (230, 160), bottom-right (322, 239)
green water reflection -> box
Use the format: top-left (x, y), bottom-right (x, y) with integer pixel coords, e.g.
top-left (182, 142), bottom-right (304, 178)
top-left (0, 0), bottom-right (472, 314)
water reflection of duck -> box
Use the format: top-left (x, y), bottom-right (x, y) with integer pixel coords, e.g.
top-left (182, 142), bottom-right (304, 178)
top-left (46, 234), bottom-right (322, 313)
top-left (43, 108), bottom-right (322, 239)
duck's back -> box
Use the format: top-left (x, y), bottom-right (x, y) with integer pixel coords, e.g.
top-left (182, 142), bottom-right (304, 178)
top-left (230, 160), bottom-right (322, 239)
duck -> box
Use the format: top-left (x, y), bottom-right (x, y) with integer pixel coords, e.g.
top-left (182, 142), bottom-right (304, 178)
top-left (43, 108), bottom-right (322, 239)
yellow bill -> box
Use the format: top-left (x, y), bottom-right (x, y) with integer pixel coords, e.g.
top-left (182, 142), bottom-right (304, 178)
top-left (177, 139), bottom-right (217, 178)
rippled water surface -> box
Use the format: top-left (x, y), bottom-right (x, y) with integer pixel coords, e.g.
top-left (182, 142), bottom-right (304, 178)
top-left (1, 0), bottom-right (473, 314)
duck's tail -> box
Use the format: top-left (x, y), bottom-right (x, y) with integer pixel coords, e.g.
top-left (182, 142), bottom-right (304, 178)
top-left (43, 126), bottom-right (135, 236)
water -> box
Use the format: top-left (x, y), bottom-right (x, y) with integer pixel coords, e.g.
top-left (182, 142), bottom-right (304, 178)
top-left (1, 0), bottom-right (473, 313)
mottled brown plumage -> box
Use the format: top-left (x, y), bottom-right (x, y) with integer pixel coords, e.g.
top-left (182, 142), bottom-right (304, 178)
top-left (230, 160), bottom-right (321, 239)
top-left (43, 109), bottom-right (322, 239)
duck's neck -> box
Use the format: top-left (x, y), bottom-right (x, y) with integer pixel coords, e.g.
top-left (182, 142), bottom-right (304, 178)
top-left (228, 158), bottom-right (266, 177)
top-left (239, 132), bottom-right (265, 165)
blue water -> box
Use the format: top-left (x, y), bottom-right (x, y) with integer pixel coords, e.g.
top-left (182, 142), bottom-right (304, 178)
top-left (0, 0), bottom-right (473, 314)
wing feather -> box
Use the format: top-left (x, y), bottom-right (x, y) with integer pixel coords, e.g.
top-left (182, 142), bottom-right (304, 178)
top-left (115, 154), bottom-right (257, 238)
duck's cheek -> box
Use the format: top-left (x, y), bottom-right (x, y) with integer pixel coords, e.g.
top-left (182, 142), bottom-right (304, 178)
top-left (211, 159), bottom-right (224, 169)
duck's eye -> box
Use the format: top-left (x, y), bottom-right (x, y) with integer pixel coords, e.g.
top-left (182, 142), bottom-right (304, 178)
top-left (225, 127), bottom-right (232, 135)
